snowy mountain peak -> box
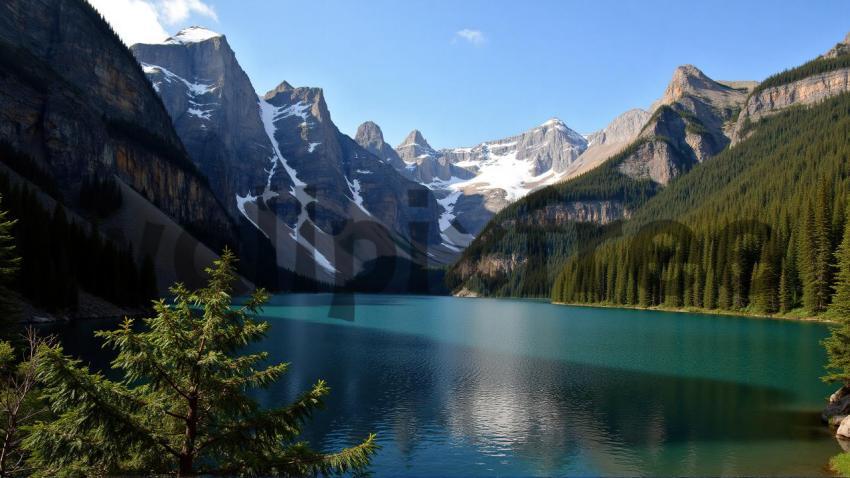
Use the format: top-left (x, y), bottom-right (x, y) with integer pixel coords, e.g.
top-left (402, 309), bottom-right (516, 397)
top-left (541, 117), bottom-right (566, 128)
top-left (165, 26), bottom-right (223, 44)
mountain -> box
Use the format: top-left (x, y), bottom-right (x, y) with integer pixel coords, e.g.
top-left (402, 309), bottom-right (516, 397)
top-left (562, 109), bottom-right (651, 180)
top-left (731, 34), bottom-right (850, 143)
top-left (554, 87), bottom-right (850, 317)
top-left (134, 32), bottom-right (449, 285)
top-left (446, 64), bottom-right (754, 297)
top-left (356, 118), bottom-right (590, 247)
top-left (355, 121), bottom-right (406, 170)
top-left (548, 30), bottom-right (850, 316)
top-left (0, 0), bottom-right (239, 315)
top-left (130, 27), bottom-right (272, 219)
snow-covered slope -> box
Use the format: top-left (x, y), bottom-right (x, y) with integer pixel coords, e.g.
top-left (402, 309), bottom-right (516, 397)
top-left (358, 118), bottom-right (589, 246)
top-left (133, 28), bottom-right (452, 285)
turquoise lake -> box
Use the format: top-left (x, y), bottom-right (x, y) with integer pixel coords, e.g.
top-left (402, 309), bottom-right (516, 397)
top-left (51, 294), bottom-right (841, 476)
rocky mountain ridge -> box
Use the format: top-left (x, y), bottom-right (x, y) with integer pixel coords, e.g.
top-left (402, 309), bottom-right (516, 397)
top-left (134, 30), bottom-right (451, 284)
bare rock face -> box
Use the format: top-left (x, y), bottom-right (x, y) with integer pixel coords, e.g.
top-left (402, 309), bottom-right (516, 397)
top-left (731, 68), bottom-right (850, 143)
top-left (385, 119), bottom-right (589, 245)
top-left (355, 121), bottom-right (406, 170)
top-left (652, 65), bottom-right (755, 111)
top-left (396, 130), bottom-right (437, 163)
top-left (134, 29), bottom-right (449, 283)
top-left (131, 29), bottom-right (273, 219)
top-left (504, 200), bottom-right (628, 227)
top-left (614, 65), bottom-right (751, 185)
top-left (730, 31), bottom-right (850, 144)
top-left (0, 0), bottom-right (234, 251)
top-left (562, 109), bottom-right (651, 180)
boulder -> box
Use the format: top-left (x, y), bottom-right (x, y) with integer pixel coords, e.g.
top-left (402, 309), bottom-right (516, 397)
top-left (837, 416), bottom-right (850, 439)
top-left (824, 386), bottom-right (850, 424)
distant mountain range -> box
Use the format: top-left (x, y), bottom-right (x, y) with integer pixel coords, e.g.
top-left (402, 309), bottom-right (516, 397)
top-left (447, 33), bottom-right (850, 299)
top-left (2, 0), bottom-right (850, 314)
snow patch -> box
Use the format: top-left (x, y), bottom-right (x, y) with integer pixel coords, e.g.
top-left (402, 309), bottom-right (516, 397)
top-left (258, 98), bottom-right (306, 188)
top-left (165, 27), bottom-right (222, 44)
top-left (187, 108), bottom-right (212, 120)
top-left (308, 142), bottom-right (321, 153)
top-left (436, 190), bottom-right (461, 231)
top-left (272, 101), bottom-right (312, 127)
top-left (140, 63), bottom-right (215, 97)
top-left (346, 177), bottom-right (370, 215)
top-left (235, 193), bottom-right (265, 236)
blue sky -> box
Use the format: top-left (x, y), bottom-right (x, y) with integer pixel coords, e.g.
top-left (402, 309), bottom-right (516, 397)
top-left (93, 0), bottom-right (850, 149)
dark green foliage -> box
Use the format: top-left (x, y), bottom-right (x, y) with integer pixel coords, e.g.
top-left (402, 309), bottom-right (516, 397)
top-left (829, 206), bottom-right (850, 319)
top-left (447, 139), bottom-right (660, 297)
top-left (0, 174), bottom-right (155, 312)
top-left (0, 196), bottom-right (20, 334)
top-left (79, 175), bottom-right (122, 218)
top-left (0, 142), bottom-right (61, 200)
top-left (752, 52), bottom-right (850, 97)
top-left (24, 250), bottom-right (377, 477)
top-left (552, 91), bottom-right (850, 317)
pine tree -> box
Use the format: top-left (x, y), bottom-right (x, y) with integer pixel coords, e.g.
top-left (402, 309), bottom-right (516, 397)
top-left (780, 233), bottom-right (802, 313)
top-left (803, 180), bottom-right (834, 314)
top-left (25, 250), bottom-right (377, 477)
top-left (0, 196), bottom-right (19, 333)
top-left (828, 206), bottom-right (850, 318)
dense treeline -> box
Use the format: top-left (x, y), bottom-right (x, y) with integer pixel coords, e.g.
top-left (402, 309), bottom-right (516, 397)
top-left (751, 50), bottom-right (850, 96)
top-left (79, 175), bottom-right (122, 218)
top-left (446, 140), bottom-right (662, 297)
top-left (553, 92), bottom-right (850, 317)
top-left (0, 173), bottom-right (156, 312)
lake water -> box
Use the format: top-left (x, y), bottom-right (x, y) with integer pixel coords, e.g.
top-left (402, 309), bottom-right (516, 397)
top-left (51, 294), bottom-right (840, 476)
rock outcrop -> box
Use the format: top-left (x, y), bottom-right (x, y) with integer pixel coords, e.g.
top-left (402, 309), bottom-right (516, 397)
top-left (731, 31), bottom-right (850, 144)
top-left (562, 108), bottom-right (651, 180)
top-left (732, 68), bottom-right (850, 143)
top-left (355, 121), bottom-right (406, 170)
top-left (381, 119), bottom-right (589, 245)
top-left (619, 65), bottom-right (751, 184)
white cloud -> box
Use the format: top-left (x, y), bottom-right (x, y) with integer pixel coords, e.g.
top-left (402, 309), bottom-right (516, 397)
top-left (86, 0), bottom-right (218, 46)
top-left (454, 29), bottom-right (486, 46)
top-left (158, 0), bottom-right (218, 24)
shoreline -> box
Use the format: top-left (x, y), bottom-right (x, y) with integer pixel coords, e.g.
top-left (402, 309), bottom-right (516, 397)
top-left (550, 300), bottom-right (837, 324)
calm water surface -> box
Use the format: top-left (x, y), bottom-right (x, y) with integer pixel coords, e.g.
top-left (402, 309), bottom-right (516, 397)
top-left (51, 294), bottom-right (840, 476)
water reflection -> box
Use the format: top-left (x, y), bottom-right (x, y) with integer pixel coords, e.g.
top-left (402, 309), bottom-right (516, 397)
top-left (47, 295), bottom-right (838, 476)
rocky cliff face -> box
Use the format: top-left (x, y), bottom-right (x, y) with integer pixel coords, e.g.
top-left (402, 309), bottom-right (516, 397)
top-left (131, 29), bottom-right (272, 218)
top-left (731, 31), bottom-right (850, 144)
top-left (134, 29), bottom-right (450, 283)
top-left (504, 200), bottom-right (628, 227)
top-left (731, 70), bottom-right (850, 143)
top-left (619, 65), bottom-right (752, 185)
top-left (0, 0), bottom-right (234, 251)
top-left (355, 121), bottom-right (406, 170)
top-left (561, 108), bottom-right (651, 180)
top-left (372, 119), bottom-right (589, 247)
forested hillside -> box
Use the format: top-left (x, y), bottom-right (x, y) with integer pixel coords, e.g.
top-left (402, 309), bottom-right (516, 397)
top-left (553, 92), bottom-right (850, 316)
top-left (445, 142), bottom-right (660, 297)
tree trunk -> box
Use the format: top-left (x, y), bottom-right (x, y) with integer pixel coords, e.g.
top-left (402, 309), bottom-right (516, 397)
top-left (178, 394), bottom-right (198, 476)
